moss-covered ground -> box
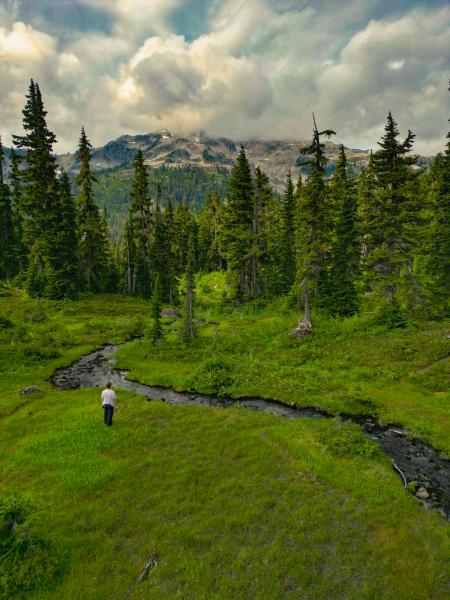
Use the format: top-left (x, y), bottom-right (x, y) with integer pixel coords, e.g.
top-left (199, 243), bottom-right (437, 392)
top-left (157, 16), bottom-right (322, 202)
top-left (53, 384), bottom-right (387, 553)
top-left (0, 286), bottom-right (449, 598)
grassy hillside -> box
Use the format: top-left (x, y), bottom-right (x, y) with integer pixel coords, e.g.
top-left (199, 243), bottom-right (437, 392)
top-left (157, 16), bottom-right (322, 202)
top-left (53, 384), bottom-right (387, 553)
top-left (0, 289), bottom-right (449, 599)
top-left (118, 273), bottom-right (450, 454)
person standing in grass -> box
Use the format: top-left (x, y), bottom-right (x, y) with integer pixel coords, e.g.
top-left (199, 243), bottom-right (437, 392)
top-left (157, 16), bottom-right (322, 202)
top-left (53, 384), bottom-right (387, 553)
top-left (101, 382), bottom-right (116, 426)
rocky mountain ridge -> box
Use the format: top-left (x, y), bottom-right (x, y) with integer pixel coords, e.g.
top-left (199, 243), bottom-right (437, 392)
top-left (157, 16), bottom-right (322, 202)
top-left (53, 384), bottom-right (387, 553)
top-left (56, 130), bottom-right (373, 190)
top-left (4, 130), bottom-right (432, 192)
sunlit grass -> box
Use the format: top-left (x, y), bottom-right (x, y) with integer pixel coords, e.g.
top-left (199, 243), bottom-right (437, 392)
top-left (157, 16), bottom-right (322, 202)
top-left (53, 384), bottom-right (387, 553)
top-left (0, 289), bottom-right (449, 598)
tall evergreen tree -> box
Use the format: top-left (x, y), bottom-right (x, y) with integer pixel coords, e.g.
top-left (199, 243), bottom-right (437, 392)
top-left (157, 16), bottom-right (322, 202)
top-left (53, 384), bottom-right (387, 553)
top-left (121, 212), bottom-right (137, 295)
top-left (357, 151), bottom-right (376, 266)
top-left (221, 146), bottom-right (260, 298)
top-left (44, 171), bottom-right (79, 298)
top-left (0, 138), bottom-right (16, 280)
top-left (256, 167), bottom-right (284, 296)
top-left (280, 171), bottom-right (296, 293)
top-left (425, 99), bottom-right (450, 317)
top-left (13, 80), bottom-right (62, 296)
top-left (150, 183), bottom-right (171, 302)
top-left (365, 112), bottom-right (417, 305)
top-left (182, 231), bottom-right (197, 342)
top-left (149, 273), bottom-right (163, 344)
top-left (292, 116), bottom-right (335, 333)
top-left (76, 126), bottom-right (109, 292)
top-left (328, 146), bottom-right (360, 316)
top-left (9, 148), bottom-right (26, 274)
top-left (164, 197), bottom-right (178, 303)
top-left (129, 149), bottom-right (152, 298)
top-left (22, 87), bottom-right (64, 292)
top-left (197, 192), bottom-right (223, 272)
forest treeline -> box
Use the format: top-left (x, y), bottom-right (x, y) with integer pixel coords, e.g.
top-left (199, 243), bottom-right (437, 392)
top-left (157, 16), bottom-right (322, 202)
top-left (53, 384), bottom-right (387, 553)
top-left (0, 80), bottom-right (448, 333)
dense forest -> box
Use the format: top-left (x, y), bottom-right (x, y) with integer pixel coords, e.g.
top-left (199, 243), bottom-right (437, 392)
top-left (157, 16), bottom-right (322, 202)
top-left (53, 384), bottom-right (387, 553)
top-left (0, 80), bottom-right (448, 333)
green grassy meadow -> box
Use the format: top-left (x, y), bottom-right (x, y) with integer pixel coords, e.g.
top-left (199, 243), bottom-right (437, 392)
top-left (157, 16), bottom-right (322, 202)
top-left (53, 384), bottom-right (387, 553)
top-left (0, 286), bottom-right (449, 599)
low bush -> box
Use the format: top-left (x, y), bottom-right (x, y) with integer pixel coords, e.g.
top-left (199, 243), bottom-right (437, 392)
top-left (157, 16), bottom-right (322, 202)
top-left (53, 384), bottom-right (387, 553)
top-left (0, 314), bottom-right (13, 330)
top-left (0, 497), bottom-right (64, 598)
top-left (189, 357), bottom-right (234, 394)
top-left (318, 419), bottom-right (380, 460)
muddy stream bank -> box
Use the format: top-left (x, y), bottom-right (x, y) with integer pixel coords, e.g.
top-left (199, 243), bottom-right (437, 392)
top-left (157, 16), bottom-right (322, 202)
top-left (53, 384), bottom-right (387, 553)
top-left (51, 343), bottom-right (450, 519)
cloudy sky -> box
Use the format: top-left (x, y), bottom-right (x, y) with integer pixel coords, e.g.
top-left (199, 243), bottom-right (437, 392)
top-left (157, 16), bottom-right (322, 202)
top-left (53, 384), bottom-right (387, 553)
top-left (1, 0), bottom-right (449, 154)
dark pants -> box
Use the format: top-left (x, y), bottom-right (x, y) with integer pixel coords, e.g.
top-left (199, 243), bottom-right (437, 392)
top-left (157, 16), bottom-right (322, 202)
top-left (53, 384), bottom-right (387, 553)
top-left (103, 404), bottom-right (114, 426)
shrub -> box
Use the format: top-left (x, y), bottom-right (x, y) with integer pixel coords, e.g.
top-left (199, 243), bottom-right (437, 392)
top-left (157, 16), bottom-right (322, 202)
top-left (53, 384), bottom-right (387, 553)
top-left (0, 314), bottom-right (13, 330)
top-left (318, 419), bottom-right (380, 460)
top-left (0, 497), bottom-right (65, 598)
top-left (190, 357), bottom-right (234, 394)
top-left (26, 301), bottom-right (49, 323)
top-left (374, 299), bottom-right (408, 329)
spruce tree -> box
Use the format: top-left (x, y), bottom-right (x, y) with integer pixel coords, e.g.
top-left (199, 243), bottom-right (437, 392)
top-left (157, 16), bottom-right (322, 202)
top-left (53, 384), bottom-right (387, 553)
top-left (292, 116), bottom-right (335, 334)
top-left (220, 146), bottom-right (260, 298)
top-left (149, 273), bottom-right (163, 344)
top-left (76, 126), bottom-right (109, 292)
top-left (328, 146), bottom-right (360, 316)
top-left (357, 152), bottom-right (376, 267)
top-left (9, 148), bottom-right (26, 274)
top-left (182, 231), bottom-right (196, 342)
top-left (164, 197), bottom-right (178, 303)
top-left (256, 167), bottom-right (284, 296)
top-left (365, 112), bottom-right (417, 305)
top-left (172, 200), bottom-right (194, 278)
top-left (129, 149), bottom-right (152, 298)
top-left (44, 171), bottom-right (79, 298)
top-left (150, 183), bottom-right (170, 301)
top-left (425, 108), bottom-right (450, 317)
top-left (197, 192), bottom-right (222, 272)
top-left (13, 80), bottom-right (61, 296)
top-left (0, 138), bottom-right (16, 280)
top-left (121, 212), bottom-right (137, 295)
top-left (280, 171), bottom-right (296, 293)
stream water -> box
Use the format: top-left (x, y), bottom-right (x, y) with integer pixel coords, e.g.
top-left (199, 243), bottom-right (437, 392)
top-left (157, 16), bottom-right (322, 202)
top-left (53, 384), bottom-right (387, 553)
top-left (51, 343), bottom-right (450, 519)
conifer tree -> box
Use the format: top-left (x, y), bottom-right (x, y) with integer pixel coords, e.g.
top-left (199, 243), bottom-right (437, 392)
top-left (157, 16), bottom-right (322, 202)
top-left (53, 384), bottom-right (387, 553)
top-left (292, 116), bottom-right (335, 334)
top-left (76, 126), bottom-right (109, 292)
top-left (121, 212), bottom-right (137, 295)
top-left (221, 146), bottom-right (260, 298)
top-left (365, 112), bottom-right (417, 305)
top-left (9, 148), bottom-right (26, 274)
top-left (328, 146), bottom-right (360, 316)
top-left (198, 192), bottom-right (222, 272)
top-left (0, 138), bottom-right (16, 280)
top-left (182, 231), bottom-right (196, 342)
top-left (172, 200), bottom-right (194, 277)
top-left (99, 206), bottom-right (118, 292)
top-left (357, 152), bottom-right (376, 266)
top-left (256, 167), bottom-right (284, 296)
top-left (150, 183), bottom-right (170, 301)
top-left (425, 104), bottom-right (450, 317)
top-left (130, 149), bottom-right (152, 298)
top-left (164, 197), bottom-right (178, 303)
top-left (149, 273), bottom-right (163, 344)
top-left (13, 80), bottom-right (62, 296)
top-left (44, 171), bottom-right (79, 298)
top-left (280, 171), bottom-right (296, 293)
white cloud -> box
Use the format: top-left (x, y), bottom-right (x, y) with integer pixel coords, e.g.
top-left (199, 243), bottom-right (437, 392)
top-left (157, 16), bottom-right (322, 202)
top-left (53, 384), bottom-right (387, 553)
top-left (0, 2), bottom-right (449, 155)
top-left (0, 21), bottom-right (55, 62)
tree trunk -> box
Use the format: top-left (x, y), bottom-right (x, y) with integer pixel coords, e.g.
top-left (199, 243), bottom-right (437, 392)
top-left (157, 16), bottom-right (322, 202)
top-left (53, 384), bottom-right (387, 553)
top-left (289, 277), bottom-right (313, 338)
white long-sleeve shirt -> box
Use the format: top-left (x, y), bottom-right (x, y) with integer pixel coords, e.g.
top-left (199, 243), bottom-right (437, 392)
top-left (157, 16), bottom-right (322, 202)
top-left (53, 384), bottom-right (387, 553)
top-left (101, 389), bottom-right (116, 407)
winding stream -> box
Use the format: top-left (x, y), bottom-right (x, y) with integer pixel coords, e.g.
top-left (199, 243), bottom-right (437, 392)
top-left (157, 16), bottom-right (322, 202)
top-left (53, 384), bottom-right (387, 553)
top-left (51, 343), bottom-right (450, 519)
